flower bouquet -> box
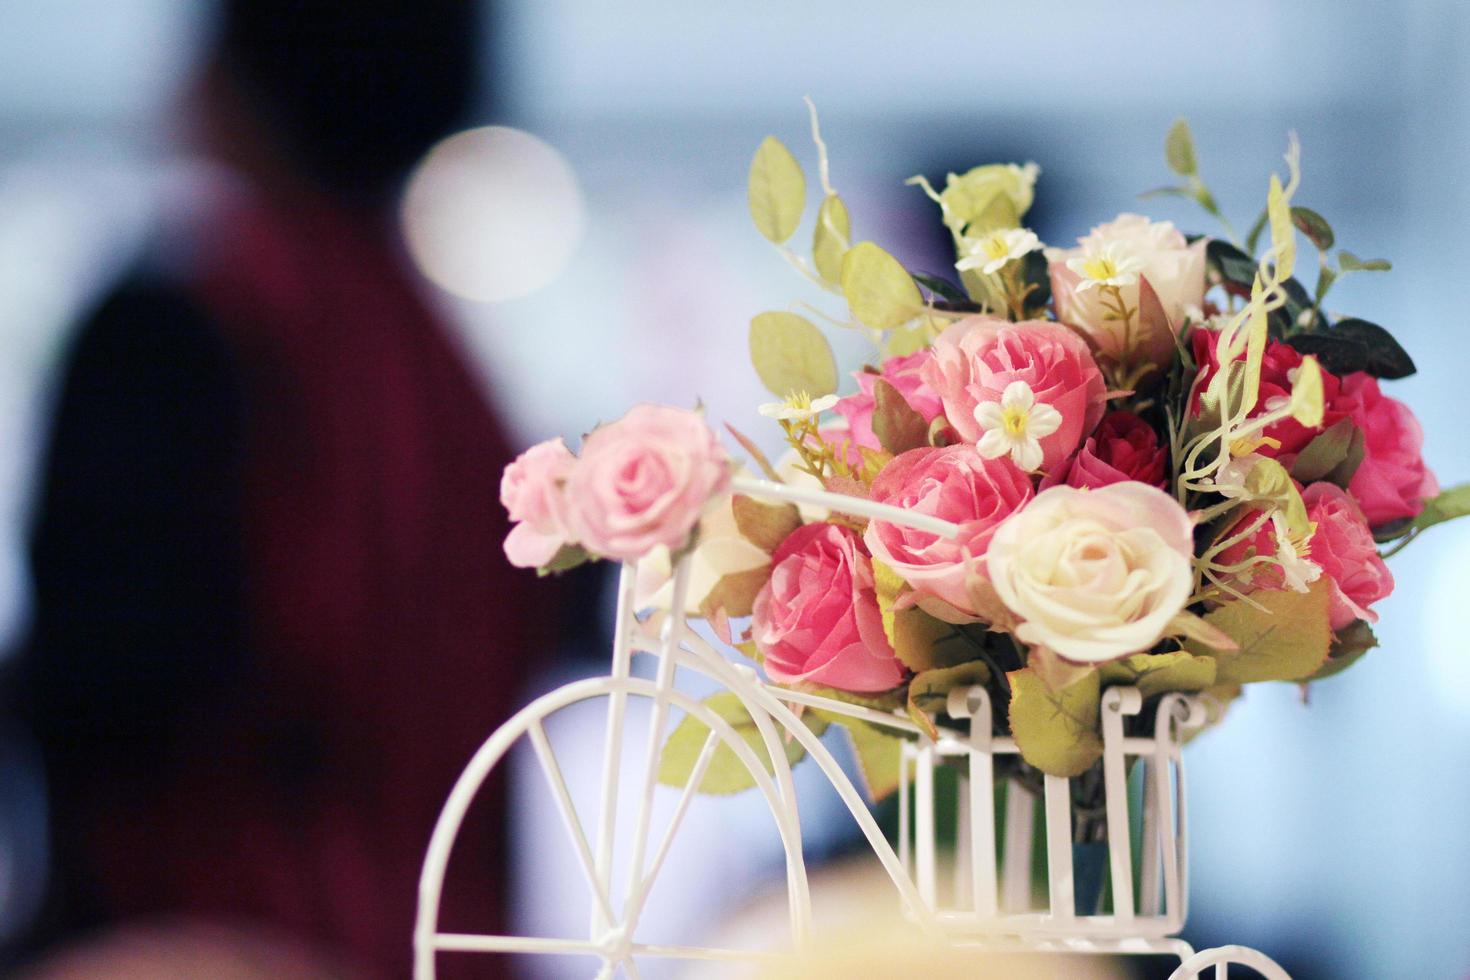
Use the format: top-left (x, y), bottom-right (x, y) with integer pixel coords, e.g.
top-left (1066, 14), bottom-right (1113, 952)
top-left (500, 110), bottom-right (1467, 807)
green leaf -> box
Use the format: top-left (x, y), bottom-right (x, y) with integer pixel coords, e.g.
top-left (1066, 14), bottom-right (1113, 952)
top-left (1338, 250), bottom-right (1391, 273)
top-left (891, 607), bottom-right (984, 674)
top-left (731, 494), bottom-right (802, 553)
top-left (1307, 620), bottom-right (1378, 682)
top-left (841, 242), bottom-right (924, 330)
top-left (658, 692), bottom-right (827, 795)
top-left (871, 558), bottom-right (908, 650)
top-left (698, 565), bottom-right (770, 620)
top-left (748, 311), bottom-right (838, 398)
top-left (537, 543), bottom-right (591, 576)
top-left (1099, 651), bottom-right (1217, 700)
top-left (911, 272), bottom-right (972, 306)
top-left (1205, 239), bottom-right (1258, 293)
top-left (1285, 319), bottom-right (1416, 380)
top-left (1290, 418), bottom-right (1360, 485)
top-left (1186, 579), bottom-right (1333, 684)
top-left (816, 714), bottom-right (907, 802)
top-left (812, 192), bottom-right (851, 284)
top-left (1006, 667), bottom-right (1102, 778)
top-left (1165, 119), bottom-right (1198, 177)
top-left (871, 378), bottom-right (929, 455)
top-left (1413, 484), bottom-right (1470, 533)
top-left (1290, 206), bottom-right (1335, 251)
top-left (747, 136), bottom-right (806, 244)
top-left (907, 661), bottom-right (991, 741)
top-left (966, 192), bottom-right (1020, 235)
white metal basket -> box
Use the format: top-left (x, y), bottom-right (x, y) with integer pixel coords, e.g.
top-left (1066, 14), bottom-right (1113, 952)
top-left (414, 476), bottom-right (1290, 979)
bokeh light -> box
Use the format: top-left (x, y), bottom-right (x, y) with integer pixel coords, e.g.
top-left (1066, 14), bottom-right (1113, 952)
top-left (401, 125), bottom-right (584, 302)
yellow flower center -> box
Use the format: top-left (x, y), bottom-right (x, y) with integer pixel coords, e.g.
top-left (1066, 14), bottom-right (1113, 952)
top-left (1002, 404), bottom-right (1029, 436)
top-left (1080, 254), bottom-right (1119, 281)
top-left (981, 235), bottom-right (1011, 261)
top-left (786, 390), bottom-right (814, 411)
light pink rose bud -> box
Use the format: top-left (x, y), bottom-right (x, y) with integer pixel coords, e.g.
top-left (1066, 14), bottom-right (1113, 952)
top-left (1303, 482), bottom-right (1395, 629)
top-left (922, 316), bottom-right (1107, 475)
top-left (500, 437), bottom-right (576, 568)
top-left (864, 445), bottom-right (1032, 616)
top-left (753, 522), bottom-right (904, 693)
top-left (1333, 373), bottom-right (1439, 526)
top-left (565, 405), bottom-right (731, 563)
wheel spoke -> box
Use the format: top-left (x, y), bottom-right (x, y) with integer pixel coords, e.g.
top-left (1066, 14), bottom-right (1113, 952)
top-left (627, 727), bottom-right (721, 919)
top-left (433, 934), bottom-right (600, 955)
top-left (528, 720), bottom-right (618, 928)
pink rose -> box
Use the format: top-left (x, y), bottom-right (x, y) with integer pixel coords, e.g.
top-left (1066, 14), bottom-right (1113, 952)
top-left (833, 350), bottom-right (945, 451)
top-left (564, 404), bottom-right (731, 562)
top-left (753, 522), bottom-right (904, 693)
top-left (864, 445), bottom-right (1033, 615)
top-left (1191, 329), bottom-right (1345, 457)
top-left (501, 437), bottom-right (576, 568)
top-left (1331, 373), bottom-right (1439, 526)
top-left (1046, 410), bottom-right (1168, 490)
top-left (922, 316), bottom-right (1107, 474)
top-left (1218, 484), bottom-right (1394, 630)
top-left (1302, 482), bottom-right (1395, 629)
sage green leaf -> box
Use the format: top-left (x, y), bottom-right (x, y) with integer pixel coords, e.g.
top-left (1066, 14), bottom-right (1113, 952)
top-left (1338, 250), bottom-right (1391, 273)
top-left (871, 378), bottom-right (929, 455)
top-left (812, 192), bottom-right (851, 284)
top-left (1413, 483), bottom-right (1470, 533)
top-left (1307, 620), bottom-right (1378, 682)
top-left (1165, 119), bottom-right (1198, 177)
top-left (1099, 652), bottom-right (1217, 700)
top-left (907, 660), bottom-right (991, 741)
top-left (698, 565), bottom-right (770, 620)
top-left (1290, 418), bottom-right (1360, 484)
top-left (1186, 579), bottom-right (1332, 684)
top-left (841, 241), bottom-right (924, 330)
top-left (1006, 667), bottom-right (1102, 778)
top-left (748, 311), bottom-right (838, 398)
top-left (537, 543), bottom-right (591, 576)
top-left (1290, 206), bottom-right (1335, 251)
top-left (815, 714), bottom-right (907, 802)
top-left (892, 607), bottom-right (984, 674)
top-left (658, 692), bottom-right (827, 795)
top-left (731, 495), bottom-right (802, 553)
top-left (747, 136), bottom-right (806, 244)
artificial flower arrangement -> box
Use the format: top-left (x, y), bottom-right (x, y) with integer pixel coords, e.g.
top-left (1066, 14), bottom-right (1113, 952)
top-left (500, 110), bottom-right (1468, 796)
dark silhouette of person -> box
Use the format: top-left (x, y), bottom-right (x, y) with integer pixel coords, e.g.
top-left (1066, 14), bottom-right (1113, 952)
top-left (11, 1), bottom-right (546, 976)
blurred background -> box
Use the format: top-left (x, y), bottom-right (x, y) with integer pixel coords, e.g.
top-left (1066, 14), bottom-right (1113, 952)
top-left (0, 1), bottom-right (1467, 977)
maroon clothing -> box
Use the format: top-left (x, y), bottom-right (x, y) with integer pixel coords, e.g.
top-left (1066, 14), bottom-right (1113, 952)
top-left (24, 191), bottom-right (541, 977)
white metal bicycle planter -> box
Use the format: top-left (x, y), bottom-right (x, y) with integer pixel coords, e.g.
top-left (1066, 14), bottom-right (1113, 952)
top-left (415, 477), bottom-right (1289, 979)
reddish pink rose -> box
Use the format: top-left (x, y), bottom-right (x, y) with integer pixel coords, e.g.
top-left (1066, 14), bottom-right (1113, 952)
top-left (1331, 373), bottom-right (1439, 526)
top-left (1046, 411), bottom-right (1168, 490)
top-left (1302, 482), bottom-right (1395, 629)
top-left (923, 316), bottom-right (1107, 474)
top-left (864, 445), bottom-right (1033, 614)
top-left (501, 437), bottom-right (576, 567)
top-left (833, 350), bottom-right (945, 451)
top-left (564, 405), bottom-right (731, 562)
top-left (1190, 328), bottom-right (1345, 457)
top-left (753, 522), bottom-right (904, 693)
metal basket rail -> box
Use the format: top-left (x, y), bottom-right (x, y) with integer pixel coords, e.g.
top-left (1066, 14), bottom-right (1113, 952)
top-left (413, 474), bottom-right (1289, 979)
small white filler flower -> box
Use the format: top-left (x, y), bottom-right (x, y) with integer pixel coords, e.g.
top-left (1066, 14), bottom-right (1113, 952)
top-left (973, 380), bottom-right (1061, 472)
top-left (758, 391), bottom-right (839, 421)
top-left (956, 227), bottom-right (1042, 275)
top-left (1065, 242), bottom-right (1145, 292)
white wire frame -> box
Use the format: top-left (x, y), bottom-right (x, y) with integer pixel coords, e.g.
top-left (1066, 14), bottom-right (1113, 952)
top-left (414, 474), bottom-right (1291, 978)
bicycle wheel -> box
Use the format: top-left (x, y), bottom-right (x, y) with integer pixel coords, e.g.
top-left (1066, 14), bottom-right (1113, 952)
top-left (414, 674), bottom-right (809, 979)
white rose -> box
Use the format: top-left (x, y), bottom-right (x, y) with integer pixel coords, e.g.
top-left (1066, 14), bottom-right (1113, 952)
top-left (1048, 213), bottom-right (1207, 369)
top-left (986, 482), bottom-right (1195, 663)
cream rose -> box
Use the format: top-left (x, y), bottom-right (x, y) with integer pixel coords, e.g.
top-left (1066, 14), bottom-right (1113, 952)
top-left (635, 480), bottom-right (770, 614)
top-left (1048, 213), bottom-right (1206, 369)
top-left (986, 482), bottom-right (1195, 663)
